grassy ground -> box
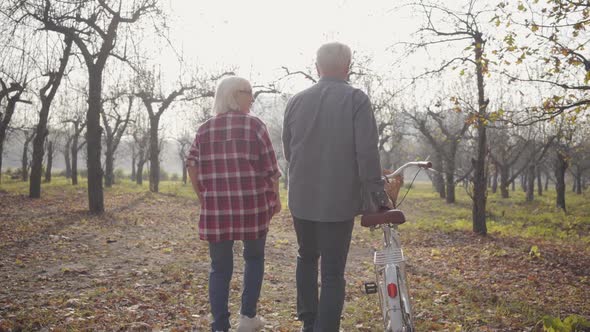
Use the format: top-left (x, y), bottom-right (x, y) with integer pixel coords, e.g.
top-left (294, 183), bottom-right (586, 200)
top-left (0, 176), bottom-right (588, 331)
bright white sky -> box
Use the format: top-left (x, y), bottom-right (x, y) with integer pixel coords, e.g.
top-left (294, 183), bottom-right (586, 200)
top-left (148, 0), bottom-right (494, 136)
top-left (163, 0), bottom-right (420, 89)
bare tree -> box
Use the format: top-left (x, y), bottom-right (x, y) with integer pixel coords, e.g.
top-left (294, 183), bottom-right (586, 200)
top-left (549, 117), bottom-right (587, 211)
top-left (29, 36), bottom-right (73, 198)
top-left (131, 114), bottom-right (150, 185)
top-left (101, 94), bottom-right (133, 187)
top-left (175, 132), bottom-right (193, 185)
top-left (488, 124), bottom-right (529, 198)
top-left (62, 135), bottom-right (72, 178)
top-left (43, 129), bottom-right (61, 183)
top-left (570, 140), bottom-right (590, 194)
top-left (406, 0), bottom-right (494, 234)
top-left (489, 119), bottom-right (554, 201)
top-left (65, 118), bottom-right (86, 185)
top-left (0, 75), bottom-right (31, 183)
top-left (18, 128), bottom-right (35, 181)
top-left (128, 141), bottom-right (137, 181)
top-left (134, 68), bottom-right (228, 192)
top-left (405, 103), bottom-right (470, 203)
top-left (7, 0), bottom-right (159, 212)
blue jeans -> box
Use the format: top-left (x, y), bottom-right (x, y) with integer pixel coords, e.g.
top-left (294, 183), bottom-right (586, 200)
top-left (208, 236), bottom-right (266, 332)
top-left (293, 217), bottom-right (354, 332)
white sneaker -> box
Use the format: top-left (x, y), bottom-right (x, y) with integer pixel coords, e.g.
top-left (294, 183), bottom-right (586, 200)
top-left (236, 314), bottom-right (266, 332)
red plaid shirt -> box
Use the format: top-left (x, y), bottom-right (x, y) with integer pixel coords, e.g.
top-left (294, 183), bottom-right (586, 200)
top-left (186, 112), bottom-right (280, 242)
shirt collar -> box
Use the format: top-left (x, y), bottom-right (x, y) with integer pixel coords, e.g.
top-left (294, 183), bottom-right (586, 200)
top-left (318, 76), bottom-right (349, 84)
top-left (218, 110), bottom-right (242, 117)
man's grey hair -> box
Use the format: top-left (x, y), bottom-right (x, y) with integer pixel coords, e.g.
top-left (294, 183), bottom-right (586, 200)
top-left (212, 76), bottom-right (251, 114)
top-left (316, 42), bottom-right (352, 73)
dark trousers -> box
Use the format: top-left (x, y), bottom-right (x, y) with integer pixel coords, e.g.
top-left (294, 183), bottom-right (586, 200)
top-left (208, 236), bottom-right (266, 332)
top-left (293, 217), bottom-right (354, 332)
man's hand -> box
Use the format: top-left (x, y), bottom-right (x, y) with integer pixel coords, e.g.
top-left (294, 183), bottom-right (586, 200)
top-left (383, 170), bottom-right (404, 208)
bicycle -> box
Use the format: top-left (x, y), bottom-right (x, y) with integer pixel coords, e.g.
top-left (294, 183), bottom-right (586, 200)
top-left (361, 161), bottom-right (432, 332)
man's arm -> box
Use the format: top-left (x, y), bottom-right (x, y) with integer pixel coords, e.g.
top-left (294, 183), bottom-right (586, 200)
top-left (353, 91), bottom-right (388, 212)
top-left (187, 166), bottom-right (202, 203)
top-left (282, 99), bottom-right (292, 163)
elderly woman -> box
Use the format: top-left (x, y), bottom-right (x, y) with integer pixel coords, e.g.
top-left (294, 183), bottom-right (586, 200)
top-left (186, 76), bottom-right (281, 332)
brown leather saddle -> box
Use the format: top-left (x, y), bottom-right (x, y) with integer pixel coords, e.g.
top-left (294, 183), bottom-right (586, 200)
top-left (360, 208), bottom-right (406, 227)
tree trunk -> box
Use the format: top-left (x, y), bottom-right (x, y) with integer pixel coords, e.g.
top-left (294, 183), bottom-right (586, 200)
top-left (491, 164), bottom-right (498, 194)
top-left (71, 135), bottom-right (79, 185)
top-left (472, 33), bottom-right (488, 235)
top-left (0, 92), bottom-right (22, 184)
top-left (545, 173), bottom-right (549, 191)
top-left (104, 142), bottom-right (114, 188)
top-left (572, 177), bottom-right (577, 193)
top-left (149, 116), bottom-right (160, 193)
top-left (537, 167), bottom-right (543, 196)
top-left (136, 160), bottom-right (144, 185)
top-left (0, 142), bottom-right (4, 184)
top-left (554, 151), bottom-right (568, 212)
top-left (445, 158), bottom-right (456, 204)
top-left (500, 165), bottom-right (510, 199)
top-left (86, 69), bottom-right (104, 213)
top-left (575, 173), bottom-right (582, 195)
top-left (21, 133), bottom-right (33, 182)
top-left (526, 164), bottom-right (535, 202)
top-left (472, 124), bottom-right (488, 235)
top-left (64, 149), bottom-right (72, 178)
top-left (30, 121), bottom-right (48, 197)
top-left (520, 173), bottom-right (527, 192)
top-left (182, 163), bottom-right (187, 184)
top-left (45, 141), bottom-right (53, 183)
top-left (432, 153), bottom-right (445, 199)
top-left (445, 173), bottom-right (456, 203)
top-left (131, 153), bottom-right (136, 181)
top-left (21, 147), bottom-right (28, 181)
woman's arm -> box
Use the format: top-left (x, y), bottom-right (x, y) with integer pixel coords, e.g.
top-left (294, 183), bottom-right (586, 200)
top-left (272, 173), bottom-right (281, 215)
top-left (187, 165), bottom-right (202, 203)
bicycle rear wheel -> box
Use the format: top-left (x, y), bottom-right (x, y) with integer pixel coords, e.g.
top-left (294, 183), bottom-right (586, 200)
top-left (380, 262), bottom-right (414, 332)
top-left (396, 263), bottom-right (414, 331)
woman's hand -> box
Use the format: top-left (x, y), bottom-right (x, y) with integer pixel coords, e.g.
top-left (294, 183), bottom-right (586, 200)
top-left (271, 174), bottom-right (282, 216)
top-left (188, 166), bottom-right (203, 203)
top-left (274, 200), bottom-right (282, 216)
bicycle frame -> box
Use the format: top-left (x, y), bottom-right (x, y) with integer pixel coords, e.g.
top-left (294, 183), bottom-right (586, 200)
top-left (374, 224), bottom-right (413, 332)
top-left (365, 161), bottom-right (431, 332)
top-left (385, 161), bottom-right (432, 179)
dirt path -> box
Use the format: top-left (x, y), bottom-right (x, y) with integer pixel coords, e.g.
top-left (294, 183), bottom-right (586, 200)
top-left (0, 189), bottom-right (588, 331)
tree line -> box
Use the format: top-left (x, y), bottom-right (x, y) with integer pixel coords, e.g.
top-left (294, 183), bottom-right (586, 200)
top-left (0, 0), bottom-right (588, 237)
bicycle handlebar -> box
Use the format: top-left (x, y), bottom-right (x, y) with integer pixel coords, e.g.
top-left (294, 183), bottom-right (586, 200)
top-left (385, 161), bottom-right (432, 179)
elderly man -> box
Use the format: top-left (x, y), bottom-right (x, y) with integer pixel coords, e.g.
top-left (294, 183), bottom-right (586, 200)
top-left (282, 42), bottom-right (388, 332)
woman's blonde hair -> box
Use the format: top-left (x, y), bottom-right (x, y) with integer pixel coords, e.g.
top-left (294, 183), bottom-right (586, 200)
top-left (212, 76), bottom-right (252, 114)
